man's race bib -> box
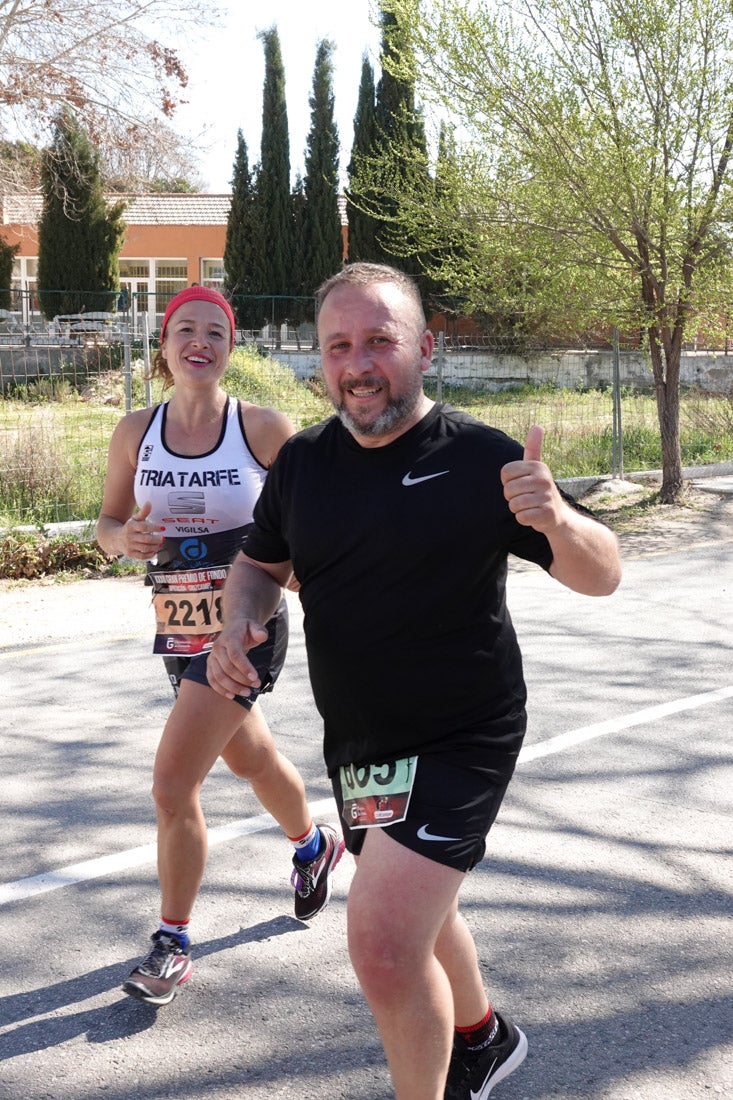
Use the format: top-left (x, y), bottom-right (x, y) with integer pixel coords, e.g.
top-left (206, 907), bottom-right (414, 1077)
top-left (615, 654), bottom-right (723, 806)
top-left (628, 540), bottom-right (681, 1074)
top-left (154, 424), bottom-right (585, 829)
top-left (149, 565), bottom-right (229, 655)
top-left (339, 756), bottom-right (418, 830)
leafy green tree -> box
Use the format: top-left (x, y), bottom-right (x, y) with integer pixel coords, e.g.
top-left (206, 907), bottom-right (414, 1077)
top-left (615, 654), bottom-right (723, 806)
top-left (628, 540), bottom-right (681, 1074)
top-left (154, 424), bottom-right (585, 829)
top-left (224, 131), bottom-right (265, 330)
top-left (255, 26), bottom-right (296, 327)
top-left (146, 177), bottom-right (198, 194)
top-left (37, 110), bottom-right (126, 319)
top-left (300, 39), bottom-right (343, 299)
top-left (382, 0), bottom-right (733, 501)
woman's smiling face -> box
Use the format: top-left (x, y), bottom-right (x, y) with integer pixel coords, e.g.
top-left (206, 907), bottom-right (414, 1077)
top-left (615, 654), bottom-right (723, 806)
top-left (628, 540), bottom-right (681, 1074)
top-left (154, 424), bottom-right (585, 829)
top-left (161, 299), bottom-right (231, 384)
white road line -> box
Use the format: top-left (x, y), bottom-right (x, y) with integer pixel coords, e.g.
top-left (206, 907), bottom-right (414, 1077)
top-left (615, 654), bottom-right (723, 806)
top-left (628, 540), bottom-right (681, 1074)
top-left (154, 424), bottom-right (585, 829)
top-left (0, 799), bottom-right (336, 908)
top-left (2, 687), bottom-right (731, 908)
top-left (518, 685), bottom-right (733, 762)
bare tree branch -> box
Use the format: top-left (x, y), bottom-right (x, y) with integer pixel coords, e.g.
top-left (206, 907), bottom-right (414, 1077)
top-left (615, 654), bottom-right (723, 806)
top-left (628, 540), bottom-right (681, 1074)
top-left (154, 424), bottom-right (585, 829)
top-left (0, 0), bottom-right (220, 190)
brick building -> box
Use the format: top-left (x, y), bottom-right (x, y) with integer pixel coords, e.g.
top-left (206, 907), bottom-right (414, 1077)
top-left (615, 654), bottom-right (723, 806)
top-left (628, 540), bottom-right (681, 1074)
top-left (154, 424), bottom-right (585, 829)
top-left (1, 192), bottom-right (229, 330)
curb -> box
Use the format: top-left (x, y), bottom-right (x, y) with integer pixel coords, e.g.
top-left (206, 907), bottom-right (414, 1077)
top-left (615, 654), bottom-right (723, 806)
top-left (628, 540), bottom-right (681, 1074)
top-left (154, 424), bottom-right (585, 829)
top-left (558, 460), bottom-right (733, 498)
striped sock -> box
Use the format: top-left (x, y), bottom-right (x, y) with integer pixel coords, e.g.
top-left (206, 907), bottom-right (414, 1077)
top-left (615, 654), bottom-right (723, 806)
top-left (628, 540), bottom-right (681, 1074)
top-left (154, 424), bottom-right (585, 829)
top-left (159, 916), bottom-right (190, 949)
top-left (290, 822), bottom-right (322, 863)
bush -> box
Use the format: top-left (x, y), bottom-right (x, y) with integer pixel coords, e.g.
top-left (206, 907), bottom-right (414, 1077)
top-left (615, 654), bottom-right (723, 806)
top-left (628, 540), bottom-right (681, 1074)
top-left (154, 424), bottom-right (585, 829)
top-left (0, 531), bottom-right (114, 580)
top-left (223, 348), bottom-right (331, 428)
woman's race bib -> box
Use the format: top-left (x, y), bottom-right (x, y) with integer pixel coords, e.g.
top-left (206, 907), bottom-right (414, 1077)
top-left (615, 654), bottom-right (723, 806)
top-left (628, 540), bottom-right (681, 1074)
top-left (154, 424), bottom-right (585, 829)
top-left (149, 565), bottom-right (229, 655)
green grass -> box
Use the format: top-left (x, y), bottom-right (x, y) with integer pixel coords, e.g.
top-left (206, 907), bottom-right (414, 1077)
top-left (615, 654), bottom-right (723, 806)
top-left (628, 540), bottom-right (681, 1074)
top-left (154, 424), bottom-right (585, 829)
top-left (428, 380), bottom-right (733, 476)
top-left (1, 350), bottom-right (732, 530)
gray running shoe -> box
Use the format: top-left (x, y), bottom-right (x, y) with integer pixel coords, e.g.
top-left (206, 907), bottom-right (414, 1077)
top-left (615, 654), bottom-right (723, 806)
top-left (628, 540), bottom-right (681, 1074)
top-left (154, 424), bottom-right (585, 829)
top-left (290, 822), bottom-right (345, 920)
top-left (122, 931), bottom-right (192, 1006)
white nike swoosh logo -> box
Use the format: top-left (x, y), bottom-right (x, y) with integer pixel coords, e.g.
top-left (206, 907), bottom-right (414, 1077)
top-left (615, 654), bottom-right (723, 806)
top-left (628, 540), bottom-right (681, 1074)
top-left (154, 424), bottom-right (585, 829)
top-left (401, 470), bottom-right (450, 486)
top-left (471, 1058), bottom-right (499, 1100)
top-left (417, 824), bottom-right (461, 842)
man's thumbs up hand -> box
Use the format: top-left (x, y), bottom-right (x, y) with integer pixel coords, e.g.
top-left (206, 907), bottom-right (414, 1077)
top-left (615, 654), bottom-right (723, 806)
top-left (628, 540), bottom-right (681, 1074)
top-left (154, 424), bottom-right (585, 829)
top-left (501, 425), bottom-right (562, 532)
top-left (522, 424), bottom-right (543, 463)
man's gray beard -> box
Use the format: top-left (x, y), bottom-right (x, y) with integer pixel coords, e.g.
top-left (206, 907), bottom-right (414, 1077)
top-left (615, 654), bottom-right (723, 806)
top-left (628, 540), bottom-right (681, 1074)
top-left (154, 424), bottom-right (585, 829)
top-left (334, 379), bottom-right (423, 438)
top-left (336, 397), bottom-right (411, 437)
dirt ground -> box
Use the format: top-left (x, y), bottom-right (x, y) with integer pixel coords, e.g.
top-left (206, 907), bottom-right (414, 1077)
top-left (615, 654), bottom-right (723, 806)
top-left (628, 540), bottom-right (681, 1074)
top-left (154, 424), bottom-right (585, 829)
top-left (578, 478), bottom-right (733, 558)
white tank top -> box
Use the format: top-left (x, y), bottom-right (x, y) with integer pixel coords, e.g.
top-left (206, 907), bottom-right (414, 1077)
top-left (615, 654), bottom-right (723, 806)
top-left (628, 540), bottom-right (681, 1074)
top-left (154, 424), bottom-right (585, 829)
top-left (134, 396), bottom-right (266, 570)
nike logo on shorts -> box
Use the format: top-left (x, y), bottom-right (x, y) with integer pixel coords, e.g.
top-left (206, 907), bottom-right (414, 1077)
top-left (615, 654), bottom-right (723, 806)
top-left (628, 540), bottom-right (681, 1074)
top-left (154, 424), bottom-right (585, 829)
top-left (401, 470), bottom-right (450, 486)
top-left (417, 824), bottom-right (461, 842)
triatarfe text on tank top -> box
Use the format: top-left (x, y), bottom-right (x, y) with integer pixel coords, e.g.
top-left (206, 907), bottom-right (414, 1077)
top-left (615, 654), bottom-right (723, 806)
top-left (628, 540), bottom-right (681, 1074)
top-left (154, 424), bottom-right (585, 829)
top-left (137, 468), bottom-right (243, 488)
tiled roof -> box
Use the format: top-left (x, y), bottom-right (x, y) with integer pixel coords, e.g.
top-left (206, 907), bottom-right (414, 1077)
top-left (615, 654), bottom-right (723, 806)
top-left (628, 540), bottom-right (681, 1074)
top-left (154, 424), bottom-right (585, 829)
top-left (2, 192), bottom-right (231, 226)
top-left (122, 194), bottom-right (231, 225)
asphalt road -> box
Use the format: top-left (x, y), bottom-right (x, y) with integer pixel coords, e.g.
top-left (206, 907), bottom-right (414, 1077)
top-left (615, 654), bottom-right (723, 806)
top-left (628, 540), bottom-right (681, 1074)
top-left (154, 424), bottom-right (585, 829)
top-left (0, 527), bottom-right (731, 1099)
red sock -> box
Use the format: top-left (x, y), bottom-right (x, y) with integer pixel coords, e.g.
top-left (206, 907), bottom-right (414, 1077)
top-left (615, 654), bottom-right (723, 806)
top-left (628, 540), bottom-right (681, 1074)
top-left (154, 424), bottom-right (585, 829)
top-left (456, 1005), bottom-right (499, 1050)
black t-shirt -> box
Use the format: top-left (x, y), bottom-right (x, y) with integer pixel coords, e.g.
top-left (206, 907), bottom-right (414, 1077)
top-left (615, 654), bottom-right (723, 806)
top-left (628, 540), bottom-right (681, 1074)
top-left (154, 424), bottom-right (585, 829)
top-left (246, 404), bottom-right (558, 775)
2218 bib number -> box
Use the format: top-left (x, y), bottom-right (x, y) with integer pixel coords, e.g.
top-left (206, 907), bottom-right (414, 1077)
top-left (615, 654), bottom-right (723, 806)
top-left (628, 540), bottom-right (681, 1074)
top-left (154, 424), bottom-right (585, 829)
top-left (150, 565), bottom-right (229, 656)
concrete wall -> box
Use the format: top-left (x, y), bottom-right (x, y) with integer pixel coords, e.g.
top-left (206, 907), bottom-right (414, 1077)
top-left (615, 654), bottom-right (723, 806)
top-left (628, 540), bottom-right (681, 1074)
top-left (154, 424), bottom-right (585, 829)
top-left (3, 342), bottom-right (731, 393)
top-left (0, 345), bottom-right (89, 386)
top-left (270, 345), bottom-right (733, 392)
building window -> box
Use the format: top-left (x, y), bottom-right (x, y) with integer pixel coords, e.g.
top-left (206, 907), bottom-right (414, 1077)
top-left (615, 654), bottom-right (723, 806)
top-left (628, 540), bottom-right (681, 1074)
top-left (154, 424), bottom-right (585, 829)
top-left (201, 259), bottom-right (224, 288)
top-left (154, 261), bottom-right (187, 320)
top-left (119, 260), bottom-right (151, 318)
top-left (119, 260), bottom-right (150, 279)
top-left (11, 256), bottom-right (39, 320)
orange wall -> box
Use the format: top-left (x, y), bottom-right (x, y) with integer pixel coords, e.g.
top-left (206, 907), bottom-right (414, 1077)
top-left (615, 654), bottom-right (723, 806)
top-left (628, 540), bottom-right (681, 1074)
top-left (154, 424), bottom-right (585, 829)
top-left (1, 222), bottom-right (227, 284)
top-left (2, 223), bottom-right (38, 251)
top-left (121, 224), bottom-right (226, 283)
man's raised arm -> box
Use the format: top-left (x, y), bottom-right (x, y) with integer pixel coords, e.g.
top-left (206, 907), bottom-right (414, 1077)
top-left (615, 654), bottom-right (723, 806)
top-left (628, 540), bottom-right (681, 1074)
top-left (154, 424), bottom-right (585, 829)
top-left (501, 426), bottom-right (622, 597)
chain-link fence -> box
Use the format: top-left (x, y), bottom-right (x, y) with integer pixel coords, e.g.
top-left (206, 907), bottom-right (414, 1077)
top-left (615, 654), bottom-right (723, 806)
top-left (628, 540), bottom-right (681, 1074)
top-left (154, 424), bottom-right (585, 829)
top-left (1, 310), bottom-right (732, 531)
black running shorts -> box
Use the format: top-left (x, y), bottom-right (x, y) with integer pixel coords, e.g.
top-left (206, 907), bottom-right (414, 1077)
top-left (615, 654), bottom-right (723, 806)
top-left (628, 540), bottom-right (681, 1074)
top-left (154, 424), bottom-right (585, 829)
top-left (162, 598), bottom-right (289, 710)
top-left (331, 749), bottom-right (518, 873)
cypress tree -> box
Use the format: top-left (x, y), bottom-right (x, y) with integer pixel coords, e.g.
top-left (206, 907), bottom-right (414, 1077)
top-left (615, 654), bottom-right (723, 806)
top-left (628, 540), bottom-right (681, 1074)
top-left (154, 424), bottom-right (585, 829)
top-left (37, 110), bottom-right (125, 319)
top-left (223, 131), bottom-right (264, 331)
top-left (346, 10), bottom-right (432, 277)
top-left (0, 238), bottom-right (19, 310)
top-left (346, 54), bottom-right (380, 263)
top-left (423, 122), bottom-right (467, 320)
top-left (255, 26), bottom-right (295, 327)
top-left (372, 6), bottom-right (432, 276)
top-left (300, 39), bottom-right (342, 298)
top-left (290, 173), bottom-right (310, 327)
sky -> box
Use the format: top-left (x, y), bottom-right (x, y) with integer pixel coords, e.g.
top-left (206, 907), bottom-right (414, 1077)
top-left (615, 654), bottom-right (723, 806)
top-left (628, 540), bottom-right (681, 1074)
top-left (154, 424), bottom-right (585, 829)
top-left (171, 1), bottom-right (383, 193)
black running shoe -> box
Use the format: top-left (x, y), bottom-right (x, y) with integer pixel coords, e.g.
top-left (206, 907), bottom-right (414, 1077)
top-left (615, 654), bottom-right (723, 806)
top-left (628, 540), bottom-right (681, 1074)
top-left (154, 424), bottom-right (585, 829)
top-left (290, 822), bottom-right (345, 920)
top-left (444, 1012), bottom-right (528, 1099)
top-left (122, 931), bottom-right (192, 1006)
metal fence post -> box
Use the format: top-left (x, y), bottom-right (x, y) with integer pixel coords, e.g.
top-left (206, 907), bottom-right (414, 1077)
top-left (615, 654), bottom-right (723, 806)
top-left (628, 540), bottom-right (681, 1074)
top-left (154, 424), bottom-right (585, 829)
top-left (141, 312), bottom-right (152, 408)
top-left (123, 326), bottom-right (132, 413)
top-left (612, 327), bottom-right (624, 478)
top-left (437, 331), bottom-right (444, 404)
